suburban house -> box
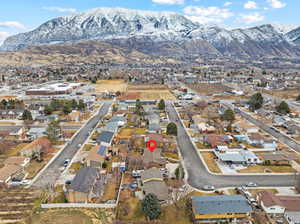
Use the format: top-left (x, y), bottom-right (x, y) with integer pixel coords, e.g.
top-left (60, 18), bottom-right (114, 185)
top-left (86, 144), bottom-right (107, 168)
top-left (214, 148), bottom-right (260, 165)
top-left (191, 195), bottom-right (252, 223)
top-left (67, 167), bottom-right (106, 203)
top-left (143, 148), bottom-right (166, 167)
top-left (257, 191), bottom-right (300, 222)
top-left (0, 126), bottom-right (25, 139)
top-left (203, 135), bottom-right (232, 148)
top-left (95, 131), bottom-right (114, 146)
top-left (20, 137), bottom-right (52, 158)
top-left (0, 109), bottom-right (24, 119)
top-left (141, 168), bottom-right (169, 202)
top-left (258, 152), bottom-right (296, 165)
top-left (246, 133), bottom-right (265, 146)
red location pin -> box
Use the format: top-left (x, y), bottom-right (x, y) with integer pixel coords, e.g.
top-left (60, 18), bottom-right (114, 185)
top-left (147, 139), bottom-right (157, 153)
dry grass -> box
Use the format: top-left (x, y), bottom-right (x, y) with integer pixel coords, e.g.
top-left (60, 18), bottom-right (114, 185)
top-left (94, 79), bottom-right (128, 93)
top-left (101, 178), bottom-right (118, 202)
top-left (200, 152), bottom-right (222, 173)
top-left (6, 143), bottom-right (28, 157)
top-left (249, 189), bottom-right (279, 197)
top-left (238, 165), bottom-right (296, 173)
top-left (118, 128), bottom-right (146, 138)
top-left (162, 152), bottom-right (179, 160)
top-left (195, 142), bottom-right (208, 150)
top-left (188, 83), bottom-right (231, 96)
top-left (0, 121), bottom-right (16, 125)
top-left (83, 144), bottom-right (93, 152)
top-left (25, 160), bottom-right (48, 179)
top-left (117, 197), bottom-right (145, 222)
top-left (69, 162), bottom-right (83, 173)
top-left (31, 209), bottom-right (93, 224)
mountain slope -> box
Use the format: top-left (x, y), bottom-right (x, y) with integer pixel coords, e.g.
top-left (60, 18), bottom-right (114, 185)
top-left (1, 7), bottom-right (300, 59)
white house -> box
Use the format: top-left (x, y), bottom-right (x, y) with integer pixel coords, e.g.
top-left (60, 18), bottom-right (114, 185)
top-left (257, 191), bottom-right (285, 218)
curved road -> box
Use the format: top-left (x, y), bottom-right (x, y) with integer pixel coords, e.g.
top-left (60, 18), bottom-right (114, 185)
top-left (166, 101), bottom-right (296, 189)
top-left (32, 102), bottom-right (111, 188)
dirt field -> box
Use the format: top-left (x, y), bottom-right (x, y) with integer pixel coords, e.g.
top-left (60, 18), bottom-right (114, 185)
top-left (93, 80), bottom-right (128, 93)
top-left (263, 88), bottom-right (300, 99)
top-left (200, 152), bottom-right (222, 173)
top-left (188, 83), bottom-right (232, 96)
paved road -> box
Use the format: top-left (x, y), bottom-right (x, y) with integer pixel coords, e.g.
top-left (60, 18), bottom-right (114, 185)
top-left (222, 102), bottom-right (300, 154)
top-left (32, 102), bottom-right (111, 188)
top-left (166, 101), bottom-right (296, 189)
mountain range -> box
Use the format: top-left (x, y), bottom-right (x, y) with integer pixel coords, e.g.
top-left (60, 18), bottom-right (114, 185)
top-left (1, 7), bottom-right (300, 62)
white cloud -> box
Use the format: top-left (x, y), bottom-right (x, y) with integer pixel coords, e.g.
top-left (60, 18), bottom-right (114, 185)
top-left (235, 12), bottom-right (265, 24)
top-left (224, 2), bottom-right (233, 6)
top-left (244, 1), bottom-right (258, 9)
top-left (43, 6), bottom-right (77, 13)
top-left (0, 21), bottom-right (25, 30)
top-left (267, 0), bottom-right (286, 8)
top-left (0, 31), bottom-right (9, 45)
top-left (184, 6), bottom-right (234, 24)
top-left (152, 0), bottom-right (184, 4)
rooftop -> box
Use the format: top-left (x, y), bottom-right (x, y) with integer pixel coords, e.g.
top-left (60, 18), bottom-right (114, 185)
top-left (69, 167), bottom-right (99, 193)
top-left (192, 195), bottom-right (252, 215)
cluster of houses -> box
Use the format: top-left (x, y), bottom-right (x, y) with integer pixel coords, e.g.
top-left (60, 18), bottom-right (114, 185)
top-left (0, 137), bottom-right (52, 185)
top-left (64, 100), bottom-right (178, 204)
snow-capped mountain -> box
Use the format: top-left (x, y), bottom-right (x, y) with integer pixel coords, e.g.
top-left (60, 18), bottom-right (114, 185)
top-left (1, 7), bottom-right (300, 58)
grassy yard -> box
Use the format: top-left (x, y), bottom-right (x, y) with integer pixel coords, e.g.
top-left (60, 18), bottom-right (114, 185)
top-left (118, 128), bottom-right (146, 138)
top-left (69, 162), bottom-right (83, 173)
top-left (5, 143), bottom-right (28, 157)
top-left (238, 165), bottom-right (296, 173)
top-left (200, 152), bottom-right (222, 173)
top-left (195, 142), bottom-right (208, 150)
top-left (31, 209), bottom-right (93, 224)
top-left (249, 189), bottom-right (278, 197)
top-left (117, 198), bottom-right (145, 222)
top-left (25, 160), bottom-right (48, 179)
top-left (0, 121), bottom-right (16, 125)
top-left (83, 144), bottom-right (93, 152)
top-left (162, 152), bottom-right (179, 160)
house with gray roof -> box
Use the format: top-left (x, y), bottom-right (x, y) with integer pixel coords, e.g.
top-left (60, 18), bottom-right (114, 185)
top-left (27, 127), bottom-right (47, 140)
top-left (192, 195), bottom-right (252, 222)
top-left (67, 167), bottom-right (104, 203)
top-left (95, 131), bottom-right (114, 146)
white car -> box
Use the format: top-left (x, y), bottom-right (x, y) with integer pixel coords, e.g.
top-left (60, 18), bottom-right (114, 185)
top-left (202, 185), bottom-right (215, 191)
top-left (246, 182), bottom-right (257, 187)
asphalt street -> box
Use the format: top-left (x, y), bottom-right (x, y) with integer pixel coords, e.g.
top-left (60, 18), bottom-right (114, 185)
top-left (32, 102), bottom-right (111, 188)
top-left (166, 101), bottom-right (296, 189)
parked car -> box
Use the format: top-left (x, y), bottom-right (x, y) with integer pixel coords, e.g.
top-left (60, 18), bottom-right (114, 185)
top-left (246, 182), bottom-right (257, 187)
top-left (202, 185), bottom-right (215, 191)
top-left (63, 159), bottom-right (71, 167)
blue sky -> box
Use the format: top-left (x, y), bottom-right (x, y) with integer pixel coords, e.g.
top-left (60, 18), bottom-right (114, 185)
top-left (0, 0), bottom-right (298, 43)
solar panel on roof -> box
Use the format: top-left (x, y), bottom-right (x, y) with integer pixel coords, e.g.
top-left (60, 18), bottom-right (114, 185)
top-left (97, 145), bottom-right (106, 156)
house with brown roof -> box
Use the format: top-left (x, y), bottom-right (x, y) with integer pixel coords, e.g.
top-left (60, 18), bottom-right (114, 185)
top-left (85, 144), bottom-right (107, 168)
top-left (258, 152), bottom-right (296, 165)
top-left (143, 148), bottom-right (166, 167)
top-left (20, 137), bottom-right (51, 158)
top-left (257, 191), bottom-right (300, 220)
top-left (203, 135), bottom-right (232, 148)
top-left (141, 168), bottom-right (169, 202)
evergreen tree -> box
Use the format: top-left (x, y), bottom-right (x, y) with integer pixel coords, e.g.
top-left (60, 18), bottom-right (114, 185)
top-left (141, 194), bottom-right (162, 220)
top-left (167, 122), bottom-right (178, 136)
top-left (276, 101), bottom-right (290, 115)
top-left (158, 99), bottom-right (165, 111)
top-left (221, 109), bottom-right (235, 122)
top-left (22, 110), bottom-right (33, 121)
top-left (248, 93), bottom-right (264, 111)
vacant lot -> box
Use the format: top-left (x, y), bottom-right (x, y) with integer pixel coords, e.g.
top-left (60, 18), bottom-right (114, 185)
top-left (200, 152), bottom-right (222, 173)
top-left (117, 84), bottom-right (175, 100)
top-left (93, 80), bottom-right (128, 93)
top-left (31, 209), bottom-right (93, 224)
top-left (263, 88), bottom-right (300, 99)
top-left (188, 83), bottom-right (232, 96)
